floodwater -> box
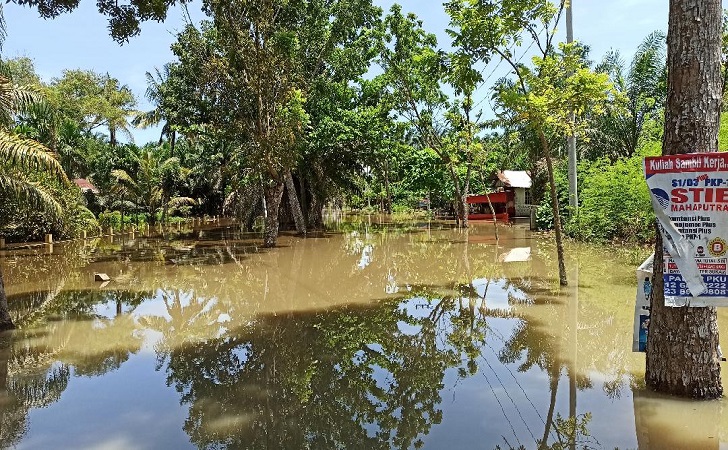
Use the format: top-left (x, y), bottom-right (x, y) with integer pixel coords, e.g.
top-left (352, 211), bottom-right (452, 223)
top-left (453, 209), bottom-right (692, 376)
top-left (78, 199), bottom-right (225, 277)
top-left (0, 218), bottom-right (727, 450)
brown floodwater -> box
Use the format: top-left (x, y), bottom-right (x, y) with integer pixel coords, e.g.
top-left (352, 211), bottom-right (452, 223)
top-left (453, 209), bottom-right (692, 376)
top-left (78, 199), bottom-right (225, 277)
top-left (0, 218), bottom-right (726, 449)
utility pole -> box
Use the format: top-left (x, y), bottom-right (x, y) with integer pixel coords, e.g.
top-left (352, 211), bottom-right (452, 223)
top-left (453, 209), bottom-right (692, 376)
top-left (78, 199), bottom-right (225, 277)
top-left (566, 0), bottom-right (578, 211)
top-left (566, 6), bottom-right (578, 444)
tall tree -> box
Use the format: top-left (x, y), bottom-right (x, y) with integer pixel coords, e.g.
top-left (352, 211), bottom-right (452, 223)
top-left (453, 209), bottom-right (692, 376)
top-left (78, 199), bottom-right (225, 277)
top-left (47, 70), bottom-right (137, 146)
top-left (447, 0), bottom-right (617, 286)
top-left (132, 66), bottom-right (178, 153)
top-left (0, 75), bottom-right (68, 331)
top-left (588, 31), bottom-right (667, 161)
top-left (379, 5), bottom-right (477, 227)
top-left (200, 0), bottom-right (309, 247)
top-left (646, 0), bottom-right (723, 399)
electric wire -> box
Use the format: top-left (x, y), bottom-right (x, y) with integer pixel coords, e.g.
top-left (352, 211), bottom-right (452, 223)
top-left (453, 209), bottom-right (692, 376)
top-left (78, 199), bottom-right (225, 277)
top-left (480, 369), bottom-right (522, 448)
top-left (479, 344), bottom-right (538, 443)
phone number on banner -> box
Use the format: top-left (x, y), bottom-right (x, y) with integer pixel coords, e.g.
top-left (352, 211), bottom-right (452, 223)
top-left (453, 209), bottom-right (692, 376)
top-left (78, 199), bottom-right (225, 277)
top-left (664, 274), bottom-right (728, 297)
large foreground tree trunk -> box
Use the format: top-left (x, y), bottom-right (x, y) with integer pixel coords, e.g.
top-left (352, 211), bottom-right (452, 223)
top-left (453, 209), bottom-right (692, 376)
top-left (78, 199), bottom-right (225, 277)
top-left (263, 181), bottom-right (285, 248)
top-left (646, 0), bottom-right (723, 399)
top-left (0, 268), bottom-right (16, 332)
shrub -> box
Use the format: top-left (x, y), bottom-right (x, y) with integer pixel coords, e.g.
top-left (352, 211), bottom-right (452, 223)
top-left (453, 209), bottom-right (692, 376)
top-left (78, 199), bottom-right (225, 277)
top-left (565, 149), bottom-right (656, 244)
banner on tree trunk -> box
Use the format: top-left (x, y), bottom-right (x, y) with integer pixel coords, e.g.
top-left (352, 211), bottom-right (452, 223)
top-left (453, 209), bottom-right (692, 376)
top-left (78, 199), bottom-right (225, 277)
top-left (644, 152), bottom-right (728, 307)
top-left (633, 255), bottom-right (653, 352)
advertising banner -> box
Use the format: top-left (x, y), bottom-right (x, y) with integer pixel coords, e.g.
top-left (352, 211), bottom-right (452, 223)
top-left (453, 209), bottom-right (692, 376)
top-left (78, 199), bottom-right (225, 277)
top-left (633, 255), bottom-right (653, 352)
top-left (644, 152), bottom-right (728, 307)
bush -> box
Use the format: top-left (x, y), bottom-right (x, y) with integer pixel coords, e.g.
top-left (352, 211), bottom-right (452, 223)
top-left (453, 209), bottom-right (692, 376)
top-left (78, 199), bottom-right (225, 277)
top-left (565, 148), bottom-right (657, 244)
top-left (98, 211), bottom-right (122, 229)
top-left (534, 144), bottom-right (657, 244)
top-left (0, 172), bottom-right (95, 242)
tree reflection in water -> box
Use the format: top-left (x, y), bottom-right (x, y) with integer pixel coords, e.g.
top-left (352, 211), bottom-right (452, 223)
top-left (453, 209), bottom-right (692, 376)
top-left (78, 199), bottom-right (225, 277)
top-left (0, 223), bottom-right (669, 449)
top-left (0, 288), bottom-right (149, 445)
top-left (150, 294), bottom-right (456, 449)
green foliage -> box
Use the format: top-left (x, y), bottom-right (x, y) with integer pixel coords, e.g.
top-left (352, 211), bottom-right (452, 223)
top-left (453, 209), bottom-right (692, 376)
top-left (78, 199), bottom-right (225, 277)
top-left (46, 69), bottom-right (137, 145)
top-left (567, 154), bottom-right (655, 243)
top-left (720, 112), bottom-right (728, 151)
top-left (533, 142), bottom-right (657, 244)
top-left (97, 211), bottom-right (122, 229)
top-left (13, 0), bottom-right (185, 43)
top-left (587, 31), bottom-right (666, 161)
top-left (0, 171), bottom-right (94, 241)
top-left (535, 161), bottom-right (568, 230)
top-left (493, 42), bottom-right (620, 141)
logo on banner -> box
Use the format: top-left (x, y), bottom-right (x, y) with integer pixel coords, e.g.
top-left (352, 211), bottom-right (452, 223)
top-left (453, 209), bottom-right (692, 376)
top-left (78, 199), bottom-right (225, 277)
top-left (709, 237), bottom-right (727, 257)
top-left (651, 188), bottom-right (670, 209)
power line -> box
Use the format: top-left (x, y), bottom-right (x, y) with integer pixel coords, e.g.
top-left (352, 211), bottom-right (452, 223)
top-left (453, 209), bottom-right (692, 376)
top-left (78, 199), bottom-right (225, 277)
top-left (472, 38), bottom-right (538, 112)
top-left (480, 351), bottom-right (539, 443)
top-left (481, 370), bottom-right (522, 448)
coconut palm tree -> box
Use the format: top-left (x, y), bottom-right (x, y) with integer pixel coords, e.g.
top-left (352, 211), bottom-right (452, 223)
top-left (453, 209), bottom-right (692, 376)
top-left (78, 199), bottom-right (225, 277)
top-left (111, 149), bottom-right (194, 225)
top-left (132, 65), bottom-right (178, 154)
top-left (0, 20), bottom-right (70, 330)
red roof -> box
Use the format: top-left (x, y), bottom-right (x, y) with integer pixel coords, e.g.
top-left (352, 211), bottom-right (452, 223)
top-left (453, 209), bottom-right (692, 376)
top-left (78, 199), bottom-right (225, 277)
top-left (73, 178), bottom-right (99, 194)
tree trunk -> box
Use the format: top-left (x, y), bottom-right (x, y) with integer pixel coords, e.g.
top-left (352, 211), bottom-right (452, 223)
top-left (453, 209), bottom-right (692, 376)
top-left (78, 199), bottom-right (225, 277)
top-left (263, 181), bottom-right (285, 248)
top-left (538, 129), bottom-right (568, 286)
top-left (298, 175), bottom-right (308, 226)
top-left (646, 0), bottom-right (723, 399)
top-left (120, 194), bottom-right (125, 233)
top-left (284, 171), bottom-right (306, 236)
top-left (0, 268), bottom-right (16, 332)
top-left (461, 177), bottom-right (470, 229)
top-left (383, 159), bottom-right (392, 214)
top-left (308, 193), bottom-right (324, 230)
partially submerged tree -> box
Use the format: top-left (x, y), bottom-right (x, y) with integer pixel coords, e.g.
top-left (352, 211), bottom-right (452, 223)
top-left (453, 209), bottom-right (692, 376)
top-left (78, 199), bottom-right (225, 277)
top-left (491, 43), bottom-right (616, 286)
top-left (379, 5), bottom-right (486, 227)
top-left (111, 149), bottom-right (193, 224)
top-left (646, 0), bottom-right (723, 399)
top-left (0, 73), bottom-right (69, 331)
top-left (448, 0), bottom-right (616, 286)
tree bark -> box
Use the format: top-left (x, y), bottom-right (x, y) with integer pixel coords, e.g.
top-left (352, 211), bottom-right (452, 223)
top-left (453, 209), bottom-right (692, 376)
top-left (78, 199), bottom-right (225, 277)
top-left (298, 175), bottom-right (308, 226)
top-left (284, 171), bottom-right (306, 236)
top-left (538, 129), bottom-right (568, 286)
top-left (263, 181), bottom-right (285, 248)
top-left (383, 159), bottom-right (392, 214)
top-left (646, 0), bottom-right (723, 399)
top-left (307, 193), bottom-right (324, 230)
top-left (0, 268), bottom-right (16, 332)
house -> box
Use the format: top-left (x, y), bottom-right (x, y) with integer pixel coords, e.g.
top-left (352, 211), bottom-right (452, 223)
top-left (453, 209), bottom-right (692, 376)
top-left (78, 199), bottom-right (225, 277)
top-left (73, 178), bottom-right (100, 194)
top-left (467, 192), bottom-right (514, 222)
top-left (494, 170), bottom-right (533, 217)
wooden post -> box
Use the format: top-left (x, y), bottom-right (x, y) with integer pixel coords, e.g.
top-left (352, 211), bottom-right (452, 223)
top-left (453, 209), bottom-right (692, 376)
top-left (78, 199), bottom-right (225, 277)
top-left (82, 230), bottom-right (87, 240)
top-left (44, 234), bottom-right (53, 244)
top-left (108, 226), bottom-right (114, 236)
top-left (0, 238), bottom-right (5, 249)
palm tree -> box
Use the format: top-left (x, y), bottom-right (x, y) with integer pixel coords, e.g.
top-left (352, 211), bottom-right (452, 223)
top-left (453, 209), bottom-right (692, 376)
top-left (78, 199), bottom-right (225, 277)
top-left (587, 31), bottom-right (667, 160)
top-left (0, 7), bottom-right (70, 330)
top-left (111, 149), bottom-right (194, 225)
top-left (132, 66), bottom-right (177, 154)
top-left (0, 74), bottom-right (69, 331)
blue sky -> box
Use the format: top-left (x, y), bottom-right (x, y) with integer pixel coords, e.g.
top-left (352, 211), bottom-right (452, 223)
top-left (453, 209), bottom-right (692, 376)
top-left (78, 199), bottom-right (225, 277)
top-left (2, 0), bottom-right (685, 144)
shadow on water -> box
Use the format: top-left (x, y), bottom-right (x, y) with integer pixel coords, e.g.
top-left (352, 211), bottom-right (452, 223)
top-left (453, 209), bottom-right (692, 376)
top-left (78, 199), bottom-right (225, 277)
top-left (0, 220), bottom-right (726, 449)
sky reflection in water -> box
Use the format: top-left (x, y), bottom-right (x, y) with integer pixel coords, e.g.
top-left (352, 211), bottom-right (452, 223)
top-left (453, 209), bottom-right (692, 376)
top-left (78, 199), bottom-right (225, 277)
top-left (0, 220), bottom-right (727, 449)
